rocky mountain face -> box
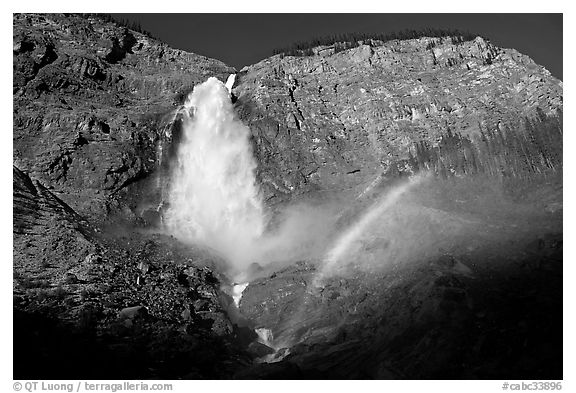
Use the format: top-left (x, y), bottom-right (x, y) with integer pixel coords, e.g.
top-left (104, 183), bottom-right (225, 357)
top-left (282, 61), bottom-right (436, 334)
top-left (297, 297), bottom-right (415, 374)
top-left (13, 13), bottom-right (234, 220)
top-left (234, 36), bottom-right (562, 203)
top-left (13, 14), bottom-right (562, 379)
top-left (13, 13), bottom-right (563, 222)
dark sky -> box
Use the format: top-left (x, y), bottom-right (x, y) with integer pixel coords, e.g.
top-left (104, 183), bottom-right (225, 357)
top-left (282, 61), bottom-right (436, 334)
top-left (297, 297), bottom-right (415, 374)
top-left (115, 13), bottom-right (563, 79)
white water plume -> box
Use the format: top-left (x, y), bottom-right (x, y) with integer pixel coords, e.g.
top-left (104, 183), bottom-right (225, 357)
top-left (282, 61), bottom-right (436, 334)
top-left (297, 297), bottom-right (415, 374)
top-left (163, 78), bottom-right (342, 279)
top-left (163, 77), bottom-right (267, 276)
top-left (225, 74), bottom-right (236, 93)
top-left (231, 283), bottom-right (249, 307)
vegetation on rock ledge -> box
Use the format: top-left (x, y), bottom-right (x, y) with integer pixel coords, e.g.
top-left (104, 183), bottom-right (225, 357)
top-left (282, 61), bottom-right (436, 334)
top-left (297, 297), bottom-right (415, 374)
top-left (79, 13), bottom-right (158, 39)
top-left (272, 28), bottom-right (481, 57)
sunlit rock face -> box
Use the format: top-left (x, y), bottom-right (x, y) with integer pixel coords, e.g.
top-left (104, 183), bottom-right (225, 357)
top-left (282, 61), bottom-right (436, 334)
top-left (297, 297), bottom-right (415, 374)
top-left (13, 13), bottom-right (234, 219)
top-left (234, 36), bottom-right (563, 203)
top-left (231, 38), bottom-right (562, 378)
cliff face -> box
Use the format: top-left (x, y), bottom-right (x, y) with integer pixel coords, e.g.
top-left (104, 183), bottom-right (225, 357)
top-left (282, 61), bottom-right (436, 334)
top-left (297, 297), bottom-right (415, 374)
top-left (232, 40), bottom-right (562, 378)
top-left (234, 37), bottom-right (562, 203)
top-left (13, 13), bottom-right (234, 219)
top-left (13, 14), bottom-right (563, 217)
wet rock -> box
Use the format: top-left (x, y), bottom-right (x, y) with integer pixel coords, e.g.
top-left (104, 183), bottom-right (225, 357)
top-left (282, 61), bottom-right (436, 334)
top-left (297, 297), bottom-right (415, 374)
top-left (238, 240), bottom-right (561, 379)
top-left (247, 341), bottom-right (275, 358)
top-left (240, 261), bottom-right (316, 329)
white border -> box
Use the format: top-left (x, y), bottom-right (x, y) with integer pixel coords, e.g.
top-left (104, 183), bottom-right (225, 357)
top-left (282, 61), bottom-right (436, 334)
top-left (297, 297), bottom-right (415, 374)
top-left (3, 2), bottom-right (571, 391)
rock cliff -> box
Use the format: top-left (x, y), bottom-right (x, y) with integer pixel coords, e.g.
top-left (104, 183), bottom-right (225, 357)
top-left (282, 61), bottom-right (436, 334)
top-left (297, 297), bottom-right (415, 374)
top-left (13, 13), bottom-right (234, 219)
top-left (234, 36), bottom-right (562, 203)
top-left (14, 14), bottom-right (563, 219)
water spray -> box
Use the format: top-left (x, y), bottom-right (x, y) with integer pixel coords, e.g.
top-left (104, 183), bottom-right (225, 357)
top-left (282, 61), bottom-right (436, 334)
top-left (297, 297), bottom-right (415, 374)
top-left (163, 77), bottom-right (267, 278)
top-left (313, 174), bottom-right (427, 287)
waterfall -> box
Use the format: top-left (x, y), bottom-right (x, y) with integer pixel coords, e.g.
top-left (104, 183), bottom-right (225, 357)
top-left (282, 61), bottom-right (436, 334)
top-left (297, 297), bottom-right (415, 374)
top-left (163, 77), bottom-right (266, 276)
top-left (232, 282), bottom-right (249, 307)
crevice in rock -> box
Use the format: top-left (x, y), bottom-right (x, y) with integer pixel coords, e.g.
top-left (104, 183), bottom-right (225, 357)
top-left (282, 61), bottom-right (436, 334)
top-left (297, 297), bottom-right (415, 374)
top-left (47, 150), bottom-right (72, 183)
top-left (21, 41), bottom-right (59, 89)
top-left (105, 30), bottom-right (138, 64)
top-left (111, 167), bottom-right (152, 195)
top-left (288, 85), bottom-right (305, 123)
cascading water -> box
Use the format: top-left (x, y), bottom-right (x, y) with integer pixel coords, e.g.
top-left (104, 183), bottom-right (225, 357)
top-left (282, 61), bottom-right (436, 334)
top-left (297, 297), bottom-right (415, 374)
top-left (163, 77), bottom-right (267, 277)
top-left (225, 74), bottom-right (236, 93)
top-left (231, 282), bottom-right (249, 307)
